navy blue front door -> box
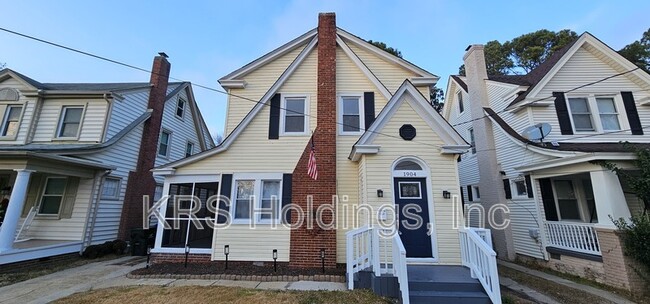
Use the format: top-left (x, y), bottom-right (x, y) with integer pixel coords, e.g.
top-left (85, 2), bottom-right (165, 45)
top-left (394, 177), bottom-right (433, 258)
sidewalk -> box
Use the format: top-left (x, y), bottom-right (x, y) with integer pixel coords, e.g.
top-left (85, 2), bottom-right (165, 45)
top-left (0, 256), bottom-right (345, 304)
top-left (499, 260), bottom-right (636, 304)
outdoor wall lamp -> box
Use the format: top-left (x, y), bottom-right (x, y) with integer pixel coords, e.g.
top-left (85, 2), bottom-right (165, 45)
top-left (273, 249), bottom-right (278, 272)
top-left (443, 190), bottom-right (451, 199)
top-left (224, 245), bottom-right (230, 270)
top-left (377, 189), bottom-right (383, 197)
top-left (320, 248), bottom-right (326, 274)
top-left (184, 245), bottom-right (190, 268)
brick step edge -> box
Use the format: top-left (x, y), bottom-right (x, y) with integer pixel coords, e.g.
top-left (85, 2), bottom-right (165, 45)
top-left (126, 272), bottom-right (346, 283)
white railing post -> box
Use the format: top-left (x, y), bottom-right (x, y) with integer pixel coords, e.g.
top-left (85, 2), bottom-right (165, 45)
top-left (459, 227), bottom-right (502, 304)
top-left (371, 228), bottom-right (381, 276)
top-left (543, 221), bottom-right (601, 256)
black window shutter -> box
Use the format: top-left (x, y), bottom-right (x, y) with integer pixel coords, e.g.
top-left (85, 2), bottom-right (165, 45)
top-left (268, 94), bottom-right (281, 139)
top-left (621, 91), bottom-right (643, 135)
top-left (364, 92), bottom-right (376, 130)
top-left (525, 175), bottom-right (534, 198)
top-left (553, 92), bottom-right (573, 135)
top-left (503, 179), bottom-right (512, 199)
top-left (466, 185), bottom-right (473, 202)
top-left (217, 174), bottom-right (233, 224)
top-left (282, 174), bottom-right (292, 224)
top-left (539, 178), bottom-right (558, 221)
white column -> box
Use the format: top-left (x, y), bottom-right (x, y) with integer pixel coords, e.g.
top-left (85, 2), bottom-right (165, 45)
top-left (590, 170), bottom-right (631, 228)
top-left (0, 169), bottom-right (34, 252)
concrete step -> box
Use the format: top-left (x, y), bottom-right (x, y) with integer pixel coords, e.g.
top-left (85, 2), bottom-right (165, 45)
top-left (409, 290), bottom-right (491, 304)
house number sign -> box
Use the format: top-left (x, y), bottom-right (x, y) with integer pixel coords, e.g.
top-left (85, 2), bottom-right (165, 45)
top-left (403, 171), bottom-right (417, 177)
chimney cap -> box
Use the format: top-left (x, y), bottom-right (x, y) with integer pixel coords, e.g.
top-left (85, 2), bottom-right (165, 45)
top-left (158, 52), bottom-right (169, 58)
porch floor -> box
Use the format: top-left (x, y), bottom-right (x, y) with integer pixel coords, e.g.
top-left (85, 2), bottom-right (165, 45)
top-left (1, 239), bottom-right (82, 265)
top-left (13, 239), bottom-right (78, 250)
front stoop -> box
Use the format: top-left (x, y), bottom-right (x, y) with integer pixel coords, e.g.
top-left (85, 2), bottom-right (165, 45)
top-left (407, 265), bottom-right (491, 304)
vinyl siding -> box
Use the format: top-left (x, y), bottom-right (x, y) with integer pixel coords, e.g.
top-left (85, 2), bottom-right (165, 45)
top-left (531, 45), bottom-right (650, 143)
top-left (32, 98), bottom-right (108, 143)
top-left (224, 47), bottom-right (305, 134)
top-left (23, 177), bottom-right (94, 241)
top-left (346, 42), bottom-right (419, 94)
top-left (105, 88), bottom-right (150, 140)
top-left (212, 226), bottom-right (291, 262)
top-left (362, 97), bottom-right (462, 264)
top-left (0, 78), bottom-right (38, 145)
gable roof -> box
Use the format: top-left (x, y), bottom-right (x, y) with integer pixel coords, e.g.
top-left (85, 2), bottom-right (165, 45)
top-left (450, 75), bottom-right (468, 92)
top-left (350, 80), bottom-right (468, 161)
top-left (157, 27), bottom-right (439, 172)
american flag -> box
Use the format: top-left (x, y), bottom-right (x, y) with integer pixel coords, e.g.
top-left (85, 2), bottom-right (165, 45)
top-left (307, 137), bottom-right (318, 180)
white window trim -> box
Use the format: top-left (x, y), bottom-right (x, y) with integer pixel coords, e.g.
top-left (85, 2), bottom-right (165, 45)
top-left (0, 104), bottom-right (25, 140)
top-left (185, 141), bottom-right (194, 157)
top-left (158, 129), bottom-right (172, 158)
top-left (472, 185), bottom-right (480, 201)
top-left (101, 177), bottom-right (121, 200)
top-left (231, 173), bottom-right (283, 224)
top-left (279, 94), bottom-right (310, 136)
top-left (398, 181), bottom-right (423, 199)
top-left (54, 105), bottom-right (87, 140)
top-left (511, 178), bottom-right (529, 199)
top-left (175, 97), bottom-right (186, 120)
top-left (566, 94), bottom-right (627, 134)
top-left (338, 93), bottom-right (365, 135)
top-left (551, 177), bottom-right (594, 223)
top-left (457, 90), bottom-right (464, 114)
top-left (37, 176), bottom-right (67, 216)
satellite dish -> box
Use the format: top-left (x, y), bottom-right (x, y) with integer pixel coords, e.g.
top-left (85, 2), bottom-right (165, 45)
top-left (522, 123), bottom-right (552, 142)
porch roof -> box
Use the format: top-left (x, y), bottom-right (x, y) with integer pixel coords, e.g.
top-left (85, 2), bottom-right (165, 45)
top-left (515, 152), bottom-right (636, 173)
top-left (0, 151), bottom-right (115, 176)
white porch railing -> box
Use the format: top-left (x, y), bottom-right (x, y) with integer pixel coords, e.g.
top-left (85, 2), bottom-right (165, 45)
top-left (391, 232), bottom-right (409, 304)
top-left (459, 227), bottom-right (501, 304)
top-left (544, 221), bottom-right (601, 256)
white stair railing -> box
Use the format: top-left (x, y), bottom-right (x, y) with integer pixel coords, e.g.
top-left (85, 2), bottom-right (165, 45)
top-left (346, 226), bottom-right (380, 289)
top-left (392, 232), bottom-right (409, 304)
top-left (544, 221), bottom-right (600, 255)
top-left (459, 227), bottom-right (501, 304)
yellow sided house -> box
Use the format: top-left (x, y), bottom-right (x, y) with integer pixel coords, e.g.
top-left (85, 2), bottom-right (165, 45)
top-left (152, 13), bottom-right (500, 304)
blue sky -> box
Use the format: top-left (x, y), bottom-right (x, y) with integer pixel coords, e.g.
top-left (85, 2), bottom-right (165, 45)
top-left (1, 0), bottom-right (648, 138)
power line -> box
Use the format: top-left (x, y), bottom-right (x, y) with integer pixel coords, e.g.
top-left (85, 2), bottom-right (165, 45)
top-left (0, 26), bottom-right (449, 150)
top-left (451, 67), bottom-right (642, 127)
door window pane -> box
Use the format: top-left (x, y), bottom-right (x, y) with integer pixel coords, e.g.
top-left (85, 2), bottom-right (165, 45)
top-left (399, 182), bottom-right (421, 199)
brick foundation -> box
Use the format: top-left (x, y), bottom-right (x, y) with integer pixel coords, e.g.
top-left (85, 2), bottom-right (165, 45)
top-left (517, 253), bottom-right (606, 284)
top-left (0, 253), bottom-right (79, 273)
top-left (597, 228), bottom-right (649, 294)
top-left (118, 55), bottom-right (171, 240)
top-left (151, 253), bottom-right (211, 264)
top-left (288, 13), bottom-right (338, 269)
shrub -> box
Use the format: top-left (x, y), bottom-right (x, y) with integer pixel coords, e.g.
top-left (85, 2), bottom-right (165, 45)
top-left (82, 239), bottom-right (128, 259)
top-left (613, 214), bottom-right (650, 274)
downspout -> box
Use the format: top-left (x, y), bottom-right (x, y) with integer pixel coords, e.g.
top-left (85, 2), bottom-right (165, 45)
top-left (80, 169), bottom-right (111, 254)
top-left (100, 93), bottom-right (116, 143)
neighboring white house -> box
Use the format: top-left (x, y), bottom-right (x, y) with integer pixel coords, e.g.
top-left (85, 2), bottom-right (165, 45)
top-left (0, 55), bottom-right (214, 265)
top-left (443, 32), bottom-right (650, 292)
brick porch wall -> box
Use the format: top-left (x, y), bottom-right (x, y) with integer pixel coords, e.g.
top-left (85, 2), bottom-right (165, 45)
top-left (151, 253), bottom-right (211, 264)
top-left (597, 228), bottom-right (648, 293)
top-left (517, 253), bottom-right (607, 284)
top-left (288, 12), bottom-right (337, 268)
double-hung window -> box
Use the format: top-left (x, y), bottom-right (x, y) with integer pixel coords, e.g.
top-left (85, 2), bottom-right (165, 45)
top-left (1, 105), bottom-right (22, 137)
top-left (512, 179), bottom-right (528, 198)
top-left (468, 128), bottom-right (476, 154)
top-left (232, 174), bottom-right (282, 223)
top-left (57, 106), bottom-right (84, 138)
top-left (458, 91), bottom-right (464, 114)
top-left (39, 177), bottom-right (67, 215)
top-left (567, 95), bottom-right (622, 133)
top-left (101, 177), bottom-right (121, 200)
top-left (281, 95), bottom-right (308, 135)
top-left (158, 130), bottom-right (171, 157)
top-left (176, 98), bottom-right (186, 118)
top-left (339, 95), bottom-right (363, 134)
top-left (185, 142), bottom-right (194, 157)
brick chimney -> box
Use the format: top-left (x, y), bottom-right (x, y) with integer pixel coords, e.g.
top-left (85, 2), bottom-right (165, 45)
top-left (463, 45), bottom-right (516, 259)
top-left (118, 54), bottom-right (171, 240)
top-left (289, 13), bottom-right (338, 268)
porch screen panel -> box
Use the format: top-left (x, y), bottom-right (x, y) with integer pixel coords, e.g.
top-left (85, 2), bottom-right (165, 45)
top-left (187, 182), bottom-right (218, 248)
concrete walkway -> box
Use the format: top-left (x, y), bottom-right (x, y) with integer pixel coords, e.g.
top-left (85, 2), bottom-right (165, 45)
top-left (499, 260), bottom-right (636, 304)
top-left (0, 256), bottom-right (345, 304)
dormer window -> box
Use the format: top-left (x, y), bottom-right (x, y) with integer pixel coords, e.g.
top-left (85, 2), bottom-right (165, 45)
top-left (56, 106), bottom-right (84, 138)
top-left (458, 91), bottom-right (464, 114)
top-left (1, 105), bottom-right (23, 137)
top-left (567, 95), bottom-right (621, 133)
top-left (176, 98), bottom-right (186, 118)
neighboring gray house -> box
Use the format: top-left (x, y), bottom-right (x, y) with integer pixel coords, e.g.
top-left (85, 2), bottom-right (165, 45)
top-left (443, 33), bottom-right (650, 292)
top-left (0, 55), bottom-right (214, 265)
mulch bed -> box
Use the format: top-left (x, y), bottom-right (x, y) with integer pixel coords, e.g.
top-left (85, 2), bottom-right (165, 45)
top-left (129, 261), bottom-right (346, 282)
